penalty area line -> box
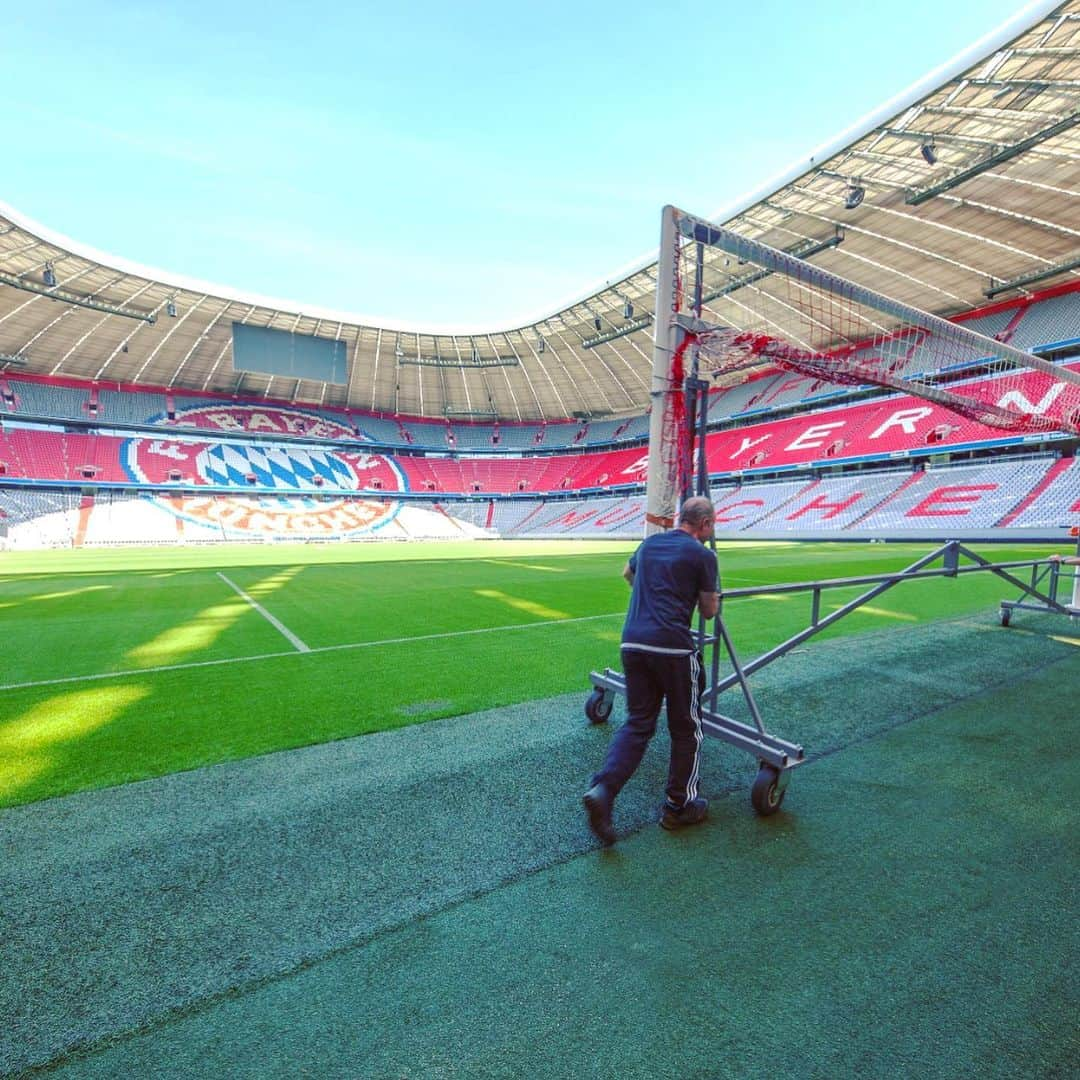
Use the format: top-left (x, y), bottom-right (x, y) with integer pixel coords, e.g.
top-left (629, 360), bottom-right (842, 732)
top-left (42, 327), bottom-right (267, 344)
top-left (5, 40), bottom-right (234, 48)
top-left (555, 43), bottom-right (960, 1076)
top-left (0, 611), bottom-right (624, 694)
top-left (217, 572), bottom-right (310, 652)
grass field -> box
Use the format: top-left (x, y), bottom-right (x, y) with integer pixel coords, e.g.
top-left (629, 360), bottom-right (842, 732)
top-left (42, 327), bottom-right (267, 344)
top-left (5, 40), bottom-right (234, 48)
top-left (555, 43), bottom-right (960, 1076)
top-left (0, 537), bottom-right (1065, 808)
top-left (4, 536), bottom-right (1077, 1077)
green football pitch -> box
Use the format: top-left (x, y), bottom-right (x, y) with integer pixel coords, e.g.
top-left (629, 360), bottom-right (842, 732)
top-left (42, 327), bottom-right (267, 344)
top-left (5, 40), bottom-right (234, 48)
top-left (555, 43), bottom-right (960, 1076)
top-left (0, 538), bottom-right (1064, 809)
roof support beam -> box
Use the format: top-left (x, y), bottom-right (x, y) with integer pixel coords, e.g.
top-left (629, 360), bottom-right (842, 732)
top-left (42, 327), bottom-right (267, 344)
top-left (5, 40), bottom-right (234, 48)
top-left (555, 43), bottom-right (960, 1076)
top-left (581, 313), bottom-right (653, 349)
top-left (965, 77), bottom-right (1080, 90)
top-left (698, 231), bottom-right (845, 305)
top-left (906, 110), bottom-right (1080, 206)
top-left (985, 250), bottom-right (1080, 298)
top-left (0, 271), bottom-right (156, 323)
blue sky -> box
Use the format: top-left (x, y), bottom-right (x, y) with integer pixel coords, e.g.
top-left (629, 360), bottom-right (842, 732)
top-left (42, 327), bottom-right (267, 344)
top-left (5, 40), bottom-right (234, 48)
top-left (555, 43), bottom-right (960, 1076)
top-left (6, 0), bottom-right (1039, 328)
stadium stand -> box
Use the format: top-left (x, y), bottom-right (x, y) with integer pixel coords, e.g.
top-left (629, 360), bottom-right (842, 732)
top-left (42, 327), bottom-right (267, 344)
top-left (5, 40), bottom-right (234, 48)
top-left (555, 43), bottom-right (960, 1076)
top-left (1012, 291), bottom-right (1080, 352)
top-left (96, 387), bottom-right (168, 425)
top-left (1004, 457), bottom-right (1080, 528)
top-left (4, 450), bottom-right (1076, 546)
top-left (486, 498), bottom-right (548, 534)
top-left (6, 379), bottom-right (89, 420)
top-left (740, 472), bottom-right (910, 531)
top-left (853, 459), bottom-right (1057, 531)
top-left (708, 479), bottom-right (818, 531)
top-left (2, 285), bottom-right (1078, 546)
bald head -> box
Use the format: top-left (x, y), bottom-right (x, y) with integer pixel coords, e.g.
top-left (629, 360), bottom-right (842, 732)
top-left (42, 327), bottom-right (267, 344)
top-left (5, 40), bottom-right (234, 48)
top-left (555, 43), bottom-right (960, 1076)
top-left (678, 497), bottom-right (715, 530)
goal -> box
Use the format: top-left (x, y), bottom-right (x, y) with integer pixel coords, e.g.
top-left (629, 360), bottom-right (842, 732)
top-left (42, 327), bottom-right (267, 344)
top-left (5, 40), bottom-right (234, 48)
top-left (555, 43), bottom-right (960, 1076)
top-left (644, 205), bottom-right (1080, 533)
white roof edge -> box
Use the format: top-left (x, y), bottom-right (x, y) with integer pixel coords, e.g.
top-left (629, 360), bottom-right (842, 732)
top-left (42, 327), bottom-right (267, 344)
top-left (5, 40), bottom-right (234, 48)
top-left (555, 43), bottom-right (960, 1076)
top-left (0, 0), bottom-right (1062, 339)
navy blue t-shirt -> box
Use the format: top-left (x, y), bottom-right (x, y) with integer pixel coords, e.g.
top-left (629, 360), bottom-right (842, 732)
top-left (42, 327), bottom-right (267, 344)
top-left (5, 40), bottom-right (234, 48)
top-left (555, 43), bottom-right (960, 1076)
top-left (621, 529), bottom-right (719, 653)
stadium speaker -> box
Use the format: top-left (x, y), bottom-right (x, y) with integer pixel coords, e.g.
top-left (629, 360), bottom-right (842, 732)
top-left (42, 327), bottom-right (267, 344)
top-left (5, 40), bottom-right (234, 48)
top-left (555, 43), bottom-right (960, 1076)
top-left (844, 184), bottom-right (865, 210)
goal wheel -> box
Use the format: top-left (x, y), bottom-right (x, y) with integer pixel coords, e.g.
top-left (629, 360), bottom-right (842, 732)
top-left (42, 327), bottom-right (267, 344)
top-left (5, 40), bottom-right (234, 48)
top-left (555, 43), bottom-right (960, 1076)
top-left (1000, 607), bottom-right (1011, 627)
top-left (585, 689), bottom-right (613, 725)
top-left (751, 764), bottom-right (786, 816)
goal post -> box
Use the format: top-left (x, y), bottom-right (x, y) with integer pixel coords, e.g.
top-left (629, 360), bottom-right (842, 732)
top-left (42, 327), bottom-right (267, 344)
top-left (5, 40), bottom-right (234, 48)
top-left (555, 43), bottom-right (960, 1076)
top-left (643, 206), bottom-right (683, 534)
top-left (643, 204), bottom-right (1080, 535)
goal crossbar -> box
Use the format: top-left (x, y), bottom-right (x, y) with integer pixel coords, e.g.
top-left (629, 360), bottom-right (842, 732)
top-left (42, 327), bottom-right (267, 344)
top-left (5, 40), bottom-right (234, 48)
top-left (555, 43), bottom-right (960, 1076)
top-left (643, 204), bottom-right (1080, 534)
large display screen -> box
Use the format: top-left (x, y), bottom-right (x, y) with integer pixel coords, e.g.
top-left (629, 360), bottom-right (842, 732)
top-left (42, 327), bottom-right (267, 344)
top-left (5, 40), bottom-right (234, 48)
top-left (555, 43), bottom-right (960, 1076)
top-left (232, 323), bottom-right (348, 384)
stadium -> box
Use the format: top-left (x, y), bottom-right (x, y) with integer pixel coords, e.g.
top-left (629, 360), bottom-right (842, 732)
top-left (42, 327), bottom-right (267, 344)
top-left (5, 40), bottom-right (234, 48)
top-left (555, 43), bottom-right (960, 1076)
top-left (1, 2), bottom-right (1078, 1077)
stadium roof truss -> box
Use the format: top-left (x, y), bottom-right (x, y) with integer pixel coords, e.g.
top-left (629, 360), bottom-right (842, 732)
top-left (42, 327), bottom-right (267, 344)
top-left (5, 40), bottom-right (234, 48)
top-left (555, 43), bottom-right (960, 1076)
top-left (1, 0), bottom-right (1079, 421)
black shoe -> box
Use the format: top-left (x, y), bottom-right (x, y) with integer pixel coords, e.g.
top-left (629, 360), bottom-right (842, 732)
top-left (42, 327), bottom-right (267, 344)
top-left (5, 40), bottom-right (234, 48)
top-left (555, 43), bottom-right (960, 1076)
top-left (659, 797), bottom-right (709, 832)
top-left (583, 783), bottom-right (616, 848)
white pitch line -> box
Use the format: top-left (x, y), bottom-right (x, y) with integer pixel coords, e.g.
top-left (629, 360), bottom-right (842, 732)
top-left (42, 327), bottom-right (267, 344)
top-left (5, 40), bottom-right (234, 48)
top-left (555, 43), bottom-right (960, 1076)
top-left (0, 611), bottom-right (624, 694)
top-left (217, 572), bottom-right (310, 653)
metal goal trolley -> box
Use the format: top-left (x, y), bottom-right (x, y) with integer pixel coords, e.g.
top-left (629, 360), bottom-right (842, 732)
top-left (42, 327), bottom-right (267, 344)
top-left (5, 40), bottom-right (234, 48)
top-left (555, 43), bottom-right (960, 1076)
top-left (585, 205), bottom-right (1080, 817)
top-left (999, 525), bottom-right (1080, 626)
top-left (587, 540), bottom-right (1077, 816)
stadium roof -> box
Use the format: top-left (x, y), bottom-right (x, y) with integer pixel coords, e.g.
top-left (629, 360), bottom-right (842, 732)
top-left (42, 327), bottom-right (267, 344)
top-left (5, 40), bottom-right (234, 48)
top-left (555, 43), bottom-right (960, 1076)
top-left (1, 0), bottom-right (1078, 422)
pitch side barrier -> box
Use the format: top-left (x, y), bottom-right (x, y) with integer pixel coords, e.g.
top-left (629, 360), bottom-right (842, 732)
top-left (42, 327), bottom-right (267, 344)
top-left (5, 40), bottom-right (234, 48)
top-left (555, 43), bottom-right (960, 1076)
top-left (586, 540), bottom-right (1077, 817)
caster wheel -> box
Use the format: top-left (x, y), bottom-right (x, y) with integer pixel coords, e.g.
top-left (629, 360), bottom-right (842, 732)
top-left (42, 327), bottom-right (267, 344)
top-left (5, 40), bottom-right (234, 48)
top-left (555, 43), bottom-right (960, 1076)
top-left (585, 689), bottom-right (613, 725)
top-left (1000, 608), bottom-right (1011, 627)
top-left (751, 764), bottom-right (786, 816)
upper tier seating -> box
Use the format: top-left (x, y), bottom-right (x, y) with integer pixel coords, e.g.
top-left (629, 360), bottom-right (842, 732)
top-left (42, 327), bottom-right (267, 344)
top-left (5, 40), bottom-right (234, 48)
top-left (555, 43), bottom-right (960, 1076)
top-left (1012, 292), bottom-right (1080, 351)
top-left (2, 356), bottom-right (1076, 494)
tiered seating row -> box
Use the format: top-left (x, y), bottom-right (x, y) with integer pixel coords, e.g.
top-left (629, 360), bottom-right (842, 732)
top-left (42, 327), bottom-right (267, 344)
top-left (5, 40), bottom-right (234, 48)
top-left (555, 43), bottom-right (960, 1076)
top-left (2, 363), bottom-right (1077, 494)
top-left (5, 456), bottom-right (1078, 546)
top-left (3, 378), bottom-right (635, 450)
top-left (499, 457), bottom-right (1078, 537)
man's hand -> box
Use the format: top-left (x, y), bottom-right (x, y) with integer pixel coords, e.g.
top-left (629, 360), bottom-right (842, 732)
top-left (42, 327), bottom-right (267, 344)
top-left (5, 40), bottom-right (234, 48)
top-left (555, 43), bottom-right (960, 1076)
top-left (623, 562), bottom-right (635, 586)
top-left (698, 591), bottom-right (720, 620)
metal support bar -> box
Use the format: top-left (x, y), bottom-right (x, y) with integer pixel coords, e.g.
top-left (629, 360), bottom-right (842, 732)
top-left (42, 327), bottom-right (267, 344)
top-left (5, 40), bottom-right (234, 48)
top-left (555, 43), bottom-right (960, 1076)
top-left (712, 543), bottom-right (950, 693)
top-left (588, 543), bottom-right (1074, 788)
top-left (714, 615), bottom-right (768, 736)
top-left (0, 270), bottom-right (157, 323)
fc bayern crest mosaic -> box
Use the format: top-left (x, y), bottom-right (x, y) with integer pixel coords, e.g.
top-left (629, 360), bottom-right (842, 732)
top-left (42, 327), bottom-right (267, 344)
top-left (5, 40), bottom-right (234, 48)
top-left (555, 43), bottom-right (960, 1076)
top-left (121, 405), bottom-right (406, 538)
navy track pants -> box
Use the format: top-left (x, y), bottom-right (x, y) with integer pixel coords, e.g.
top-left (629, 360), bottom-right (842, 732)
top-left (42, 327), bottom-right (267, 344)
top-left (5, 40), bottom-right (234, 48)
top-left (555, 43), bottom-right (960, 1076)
top-left (592, 647), bottom-right (705, 809)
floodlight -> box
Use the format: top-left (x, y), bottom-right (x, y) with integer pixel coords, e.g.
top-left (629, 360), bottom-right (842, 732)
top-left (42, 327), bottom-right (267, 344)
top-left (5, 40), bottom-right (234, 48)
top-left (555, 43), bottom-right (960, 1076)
top-left (844, 184), bottom-right (865, 210)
